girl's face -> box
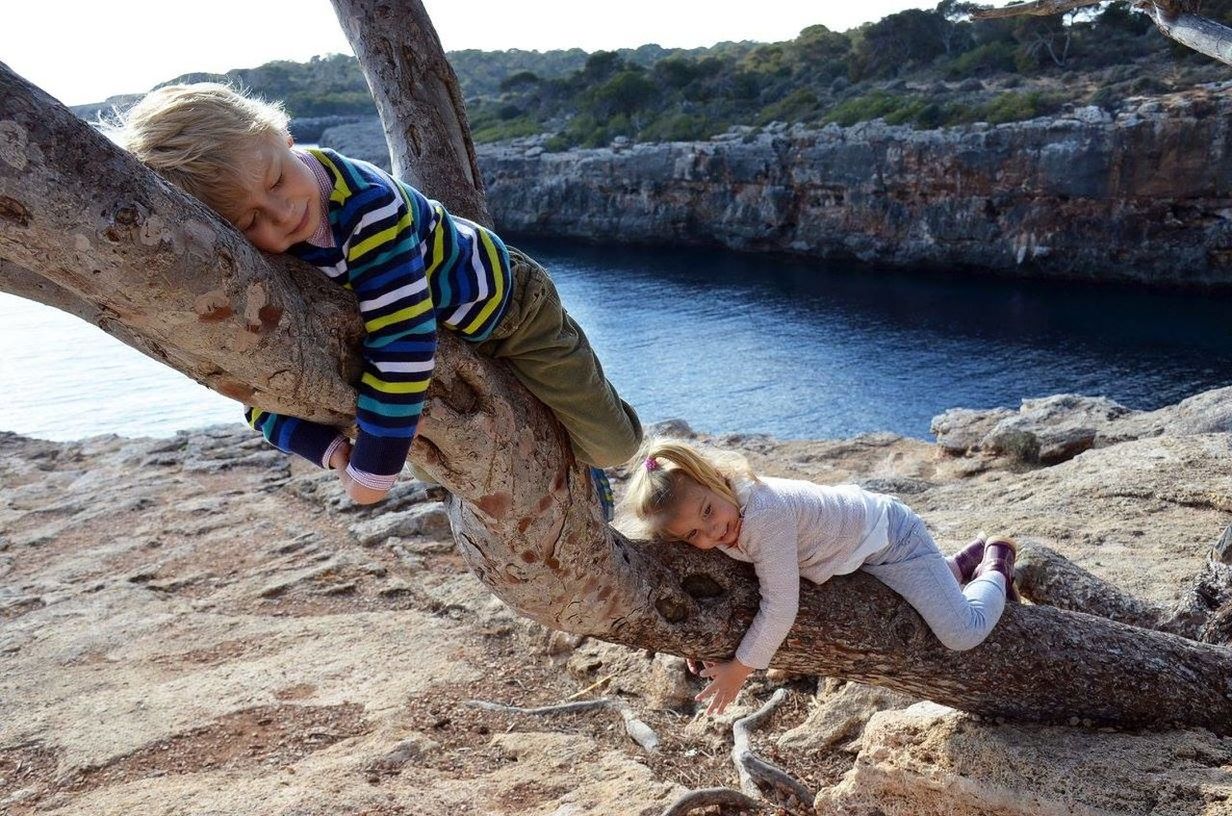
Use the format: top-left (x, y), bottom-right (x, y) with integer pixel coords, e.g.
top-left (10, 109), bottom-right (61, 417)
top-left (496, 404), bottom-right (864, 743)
top-left (661, 478), bottom-right (743, 551)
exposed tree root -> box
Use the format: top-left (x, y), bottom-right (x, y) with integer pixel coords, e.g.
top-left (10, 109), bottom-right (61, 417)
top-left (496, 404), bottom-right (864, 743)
top-left (658, 787), bottom-right (764, 816)
top-left (659, 688), bottom-right (813, 816)
top-left (732, 689), bottom-right (814, 811)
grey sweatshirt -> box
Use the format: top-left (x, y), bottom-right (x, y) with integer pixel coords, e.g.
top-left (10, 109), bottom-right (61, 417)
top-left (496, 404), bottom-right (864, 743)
top-left (722, 477), bottom-right (892, 669)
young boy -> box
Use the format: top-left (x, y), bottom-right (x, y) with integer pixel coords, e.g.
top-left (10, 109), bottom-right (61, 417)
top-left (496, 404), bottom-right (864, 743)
top-left (110, 83), bottom-right (641, 512)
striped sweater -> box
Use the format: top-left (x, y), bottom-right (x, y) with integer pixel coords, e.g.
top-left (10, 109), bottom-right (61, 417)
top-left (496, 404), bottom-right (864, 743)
top-left (245, 148), bottom-right (513, 485)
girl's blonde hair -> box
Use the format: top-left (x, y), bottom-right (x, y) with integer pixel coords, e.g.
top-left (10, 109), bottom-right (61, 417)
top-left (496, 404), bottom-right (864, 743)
top-left (619, 438), bottom-right (756, 540)
top-left (103, 83), bottom-right (290, 216)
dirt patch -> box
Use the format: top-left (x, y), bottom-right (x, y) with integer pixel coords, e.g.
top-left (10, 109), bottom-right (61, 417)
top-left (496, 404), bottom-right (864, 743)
top-left (27, 703), bottom-right (370, 811)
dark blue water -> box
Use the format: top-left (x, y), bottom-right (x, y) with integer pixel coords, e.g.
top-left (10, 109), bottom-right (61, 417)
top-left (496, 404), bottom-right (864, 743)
top-left (515, 237), bottom-right (1232, 440)
top-left (5, 240), bottom-right (1230, 442)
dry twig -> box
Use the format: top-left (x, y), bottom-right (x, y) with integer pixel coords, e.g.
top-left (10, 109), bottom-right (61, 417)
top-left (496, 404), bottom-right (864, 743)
top-left (464, 697), bottom-right (659, 751)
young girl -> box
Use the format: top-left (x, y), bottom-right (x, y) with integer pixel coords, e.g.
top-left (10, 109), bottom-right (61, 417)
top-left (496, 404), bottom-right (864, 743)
top-left (619, 439), bottom-right (1017, 715)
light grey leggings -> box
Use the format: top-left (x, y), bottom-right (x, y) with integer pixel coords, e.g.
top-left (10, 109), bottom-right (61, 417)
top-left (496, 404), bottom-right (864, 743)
top-left (860, 501), bottom-right (1006, 651)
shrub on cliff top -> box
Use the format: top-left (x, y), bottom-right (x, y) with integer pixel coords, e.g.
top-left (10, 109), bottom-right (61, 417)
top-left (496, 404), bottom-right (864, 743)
top-left (823, 91), bottom-right (909, 126)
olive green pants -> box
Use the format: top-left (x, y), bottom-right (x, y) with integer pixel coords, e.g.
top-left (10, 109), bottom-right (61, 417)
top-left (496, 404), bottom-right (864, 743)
top-left (475, 246), bottom-right (643, 468)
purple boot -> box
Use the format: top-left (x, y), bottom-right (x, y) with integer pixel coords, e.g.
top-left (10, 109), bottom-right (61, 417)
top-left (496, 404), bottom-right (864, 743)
top-left (946, 534), bottom-right (986, 584)
top-left (972, 537), bottom-right (1021, 602)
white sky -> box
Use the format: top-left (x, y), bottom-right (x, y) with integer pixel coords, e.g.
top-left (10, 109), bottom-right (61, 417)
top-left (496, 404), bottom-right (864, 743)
top-left (5, 0), bottom-right (942, 107)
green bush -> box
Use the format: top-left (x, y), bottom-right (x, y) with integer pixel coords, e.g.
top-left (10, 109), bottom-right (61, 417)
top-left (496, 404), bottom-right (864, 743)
top-left (639, 113), bottom-right (713, 142)
top-left (756, 89), bottom-right (819, 125)
top-left (945, 42), bottom-right (1017, 79)
top-left (980, 91), bottom-right (1063, 124)
top-left (886, 100), bottom-right (947, 129)
top-left (470, 115), bottom-right (543, 143)
top-left (823, 91), bottom-right (907, 126)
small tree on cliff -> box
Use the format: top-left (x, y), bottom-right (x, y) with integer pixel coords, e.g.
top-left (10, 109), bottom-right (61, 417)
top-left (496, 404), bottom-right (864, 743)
top-left (2, 0), bottom-right (1232, 735)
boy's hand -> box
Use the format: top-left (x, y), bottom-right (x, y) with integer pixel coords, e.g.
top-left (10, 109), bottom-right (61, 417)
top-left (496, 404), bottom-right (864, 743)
top-left (695, 659), bottom-right (753, 716)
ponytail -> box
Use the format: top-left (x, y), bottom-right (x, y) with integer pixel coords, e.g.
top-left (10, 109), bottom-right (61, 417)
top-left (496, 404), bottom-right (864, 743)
top-left (619, 438), bottom-right (754, 539)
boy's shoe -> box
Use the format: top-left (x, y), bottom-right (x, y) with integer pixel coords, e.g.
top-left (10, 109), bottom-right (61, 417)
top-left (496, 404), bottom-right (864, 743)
top-left (973, 536), bottom-right (1021, 602)
top-left (947, 533), bottom-right (987, 584)
top-left (590, 467), bottom-right (614, 522)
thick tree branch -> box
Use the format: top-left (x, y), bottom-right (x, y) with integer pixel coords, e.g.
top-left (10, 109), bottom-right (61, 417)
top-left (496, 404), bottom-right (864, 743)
top-left (327, 0), bottom-right (491, 225)
top-left (1143, 4), bottom-right (1232, 64)
top-left (972, 0), bottom-right (1102, 18)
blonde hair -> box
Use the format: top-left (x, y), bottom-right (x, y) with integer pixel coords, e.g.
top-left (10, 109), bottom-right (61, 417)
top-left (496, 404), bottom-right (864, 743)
top-left (103, 83), bottom-right (290, 215)
top-left (619, 438), bottom-right (756, 541)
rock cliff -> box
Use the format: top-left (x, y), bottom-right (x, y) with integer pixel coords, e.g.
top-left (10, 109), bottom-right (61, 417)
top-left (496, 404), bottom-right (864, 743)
top-left (324, 87), bottom-right (1232, 286)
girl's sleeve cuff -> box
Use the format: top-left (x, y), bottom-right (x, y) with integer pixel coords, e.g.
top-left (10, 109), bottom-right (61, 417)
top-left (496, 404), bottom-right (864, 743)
top-left (344, 463), bottom-right (399, 491)
top-left (321, 435), bottom-right (349, 469)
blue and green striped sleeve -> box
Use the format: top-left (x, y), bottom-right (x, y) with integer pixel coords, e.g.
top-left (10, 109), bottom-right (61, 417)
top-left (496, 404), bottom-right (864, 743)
top-left (341, 174), bottom-right (437, 478)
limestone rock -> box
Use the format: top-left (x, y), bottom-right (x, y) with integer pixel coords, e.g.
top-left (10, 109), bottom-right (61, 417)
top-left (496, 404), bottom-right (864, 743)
top-left (643, 654), bottom-right (695, 712)
top-left (778, 679), bottom-right (916, 753)
top-left (490, 89), bottom-right (1232, 284)
top-left (348, 502), bottom-right (450, 545)
top-left (815, 702), bottom-right (1232, 816)
top-left (931, 407), bottom-right (1015, 455)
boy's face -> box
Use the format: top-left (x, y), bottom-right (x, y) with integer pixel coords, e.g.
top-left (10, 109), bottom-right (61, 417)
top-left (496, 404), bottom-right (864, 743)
top-left (223, 134), bottom-right (323, 253)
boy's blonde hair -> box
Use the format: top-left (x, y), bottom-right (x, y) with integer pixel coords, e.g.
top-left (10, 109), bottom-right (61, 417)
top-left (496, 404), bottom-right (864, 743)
top-left (619, 438), bottom-right (756, 541)
top-left (104, 83), bottom-right (290, 215)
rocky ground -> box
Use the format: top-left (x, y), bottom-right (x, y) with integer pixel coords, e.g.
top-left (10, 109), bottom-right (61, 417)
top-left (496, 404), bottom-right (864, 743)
top-left (3, 389), bottom-right (1232, 815)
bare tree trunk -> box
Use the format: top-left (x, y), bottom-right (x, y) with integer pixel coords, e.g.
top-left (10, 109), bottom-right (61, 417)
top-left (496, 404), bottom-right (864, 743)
top-left (972, 0), bottom-right (1232, 66)
top-left (1145, 5), bottom-right (1232, 64)
top-left (3, 56), bottom-right (1232, 734)
top-left (1017, 543), bottom-right (1232, 644)
top-left (327, 0), bottom-right (491, 225)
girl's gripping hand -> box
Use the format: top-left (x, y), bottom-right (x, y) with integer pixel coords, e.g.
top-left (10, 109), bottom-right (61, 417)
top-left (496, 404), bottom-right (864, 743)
top-left (328, 441), bottom-right (390, 505)
top-left (696, 659), bottom-right (753, 715)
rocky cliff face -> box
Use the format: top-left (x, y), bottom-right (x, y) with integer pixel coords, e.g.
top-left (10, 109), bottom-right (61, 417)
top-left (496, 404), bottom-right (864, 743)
top-left (324, 87), bottom-right (1232, 286)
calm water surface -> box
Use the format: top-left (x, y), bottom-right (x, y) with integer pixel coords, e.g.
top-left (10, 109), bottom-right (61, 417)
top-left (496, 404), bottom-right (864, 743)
top-left (3, 239), bottom-right (1231, 442)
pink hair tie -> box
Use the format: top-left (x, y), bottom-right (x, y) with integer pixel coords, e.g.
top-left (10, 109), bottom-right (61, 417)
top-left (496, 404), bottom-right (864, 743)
top-left (644, 457), bottom-right (659, 471)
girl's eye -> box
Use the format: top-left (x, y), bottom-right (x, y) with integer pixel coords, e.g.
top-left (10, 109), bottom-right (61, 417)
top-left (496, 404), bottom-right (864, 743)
top-left (271, 173), bottom-right (284, 189)
top-left (703, 504), bottom-right (711, 518)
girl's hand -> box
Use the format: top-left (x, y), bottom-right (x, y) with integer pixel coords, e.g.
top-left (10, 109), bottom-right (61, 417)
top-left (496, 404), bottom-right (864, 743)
top-left (696, 659), bottom-right (753, 715)
top-left (685, 658), bottom-right (716, 676)
top-left (328, 441), bottom-right (390, 504)
top-left (328, 440), bottom-right (353, 471)
top-left (339, 469), bottom-right (391, 505)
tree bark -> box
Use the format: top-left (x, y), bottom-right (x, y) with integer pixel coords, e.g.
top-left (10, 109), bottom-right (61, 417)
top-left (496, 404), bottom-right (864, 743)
top-left (3, 52), bottom-right (1232, 735)
top-left (1018, 543), bottom-right (1232, 644)
top-left (1144, 5), bottom-right (1232, 65)
top-left (326, 0), bottom-right (492, 225)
